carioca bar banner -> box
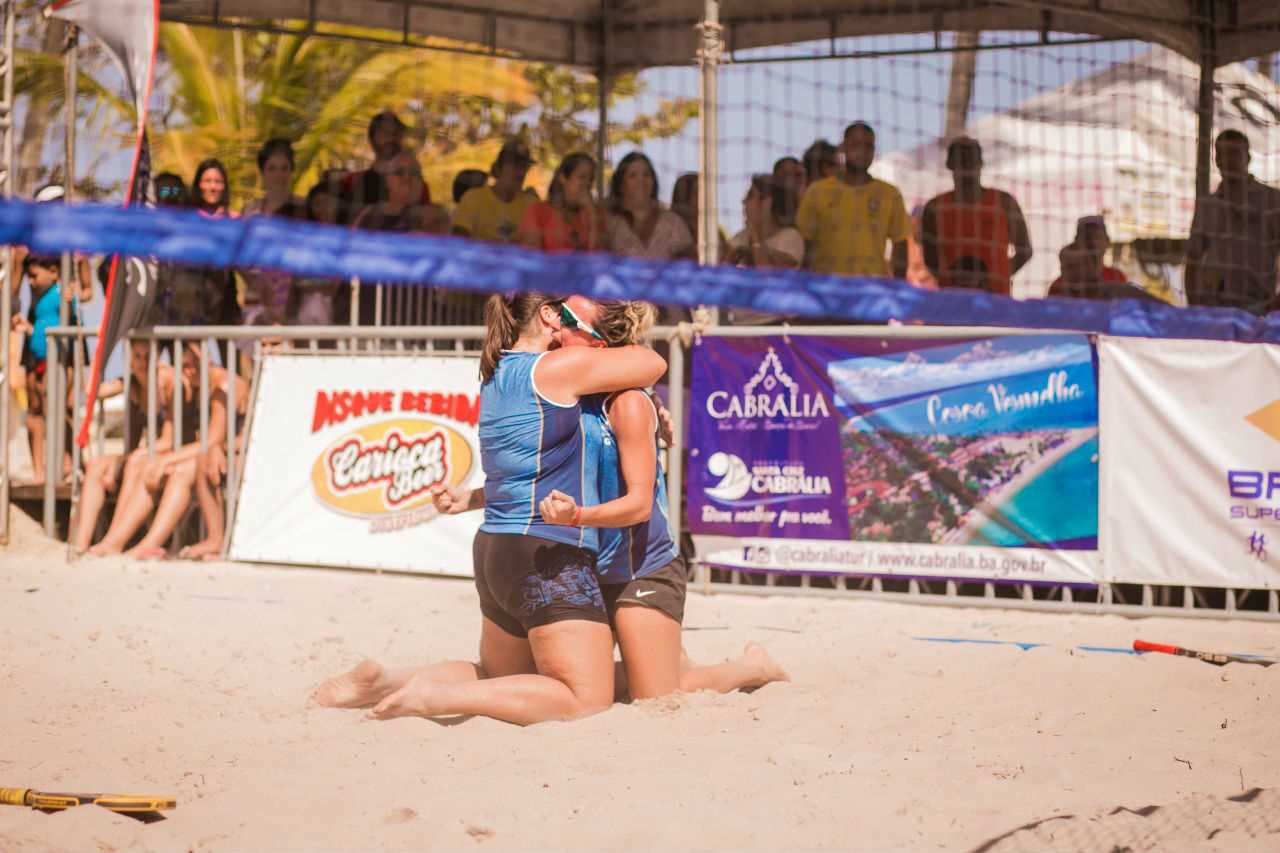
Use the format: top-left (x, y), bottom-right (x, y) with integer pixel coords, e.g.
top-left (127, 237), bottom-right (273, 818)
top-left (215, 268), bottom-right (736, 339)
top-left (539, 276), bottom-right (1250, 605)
top-left (229, 353), bottom-right (483, 575)
top-left (687, 333), bottom-right (1101, 585)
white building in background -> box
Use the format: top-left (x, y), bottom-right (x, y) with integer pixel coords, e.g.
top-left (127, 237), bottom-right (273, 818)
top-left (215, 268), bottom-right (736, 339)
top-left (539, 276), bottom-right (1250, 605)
top-left (877, 47), bottom-right (1280, 301)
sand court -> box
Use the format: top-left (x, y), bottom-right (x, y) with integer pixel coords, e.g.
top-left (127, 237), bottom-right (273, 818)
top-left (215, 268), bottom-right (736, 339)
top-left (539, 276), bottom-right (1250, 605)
top-left (2, 513), bottom-right (1278, 852)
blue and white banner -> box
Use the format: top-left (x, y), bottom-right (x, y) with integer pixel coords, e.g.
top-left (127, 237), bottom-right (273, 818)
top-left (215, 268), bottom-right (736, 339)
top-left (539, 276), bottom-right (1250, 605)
top-left (689, 333), bottom-right (1101, 585)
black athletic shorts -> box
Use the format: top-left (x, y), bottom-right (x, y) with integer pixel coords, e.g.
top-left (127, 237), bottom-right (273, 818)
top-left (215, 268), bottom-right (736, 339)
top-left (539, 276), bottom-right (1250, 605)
top-left (472, 530), bottom-right (608, 638)
top-left (601, 556), bottom-right (688, 625)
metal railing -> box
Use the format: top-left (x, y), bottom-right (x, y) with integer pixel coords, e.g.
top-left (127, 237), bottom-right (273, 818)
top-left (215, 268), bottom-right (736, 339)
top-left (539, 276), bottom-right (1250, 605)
top-left (42, 323), bottom-right (686, 561)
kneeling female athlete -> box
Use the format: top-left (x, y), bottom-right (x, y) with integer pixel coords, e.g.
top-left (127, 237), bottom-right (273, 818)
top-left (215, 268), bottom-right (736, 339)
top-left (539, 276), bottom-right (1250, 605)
top-left (316, 292), bottom-right (664, 725)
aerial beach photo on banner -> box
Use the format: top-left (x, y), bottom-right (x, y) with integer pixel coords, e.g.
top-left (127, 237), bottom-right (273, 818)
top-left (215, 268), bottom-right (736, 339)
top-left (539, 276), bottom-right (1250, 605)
top-left (828, 334), bottom-right (1100, 550)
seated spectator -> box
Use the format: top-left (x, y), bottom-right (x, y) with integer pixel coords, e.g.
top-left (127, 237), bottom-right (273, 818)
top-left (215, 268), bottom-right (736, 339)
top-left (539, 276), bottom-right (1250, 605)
top-left (772, 155), bottom-right (807, 201)
top-left (87, 343), bottom-right (247, 558)
top-left (451, 168), bottom-right (489, 207)
top-left (921, 137), bottom-right (1032, 294)
top-left (670, 172), bottom-right (729, 260)
top-left (351, 150), bottom-right (449, 234)
top-left (1185, 129), bottom-right (1280, 315)
top-left (802, 139), bottom-right (840, 186)
top-left (727, 175), bottom-right (802, 270)
top-left (605, 151), bottom-right (694, 260)
top-left (339, 110), bottom-right (430, 223)
top-left (795, 122), bottom-right (909, 278)
top-left (1048, 243), bottom-right (1156, 302)
top-left (180, 317), bottom-right (285, 560)
top-left (517, 152), bottom-right (606, 252)
top-left (1073, 215), bottom-right (1127, 284)
top-left (71, 340), bottom-right (176, 554)
top-left (453, 139), bottom-right (536, 243)
top-left (726, 174), bottom-right (803, 326)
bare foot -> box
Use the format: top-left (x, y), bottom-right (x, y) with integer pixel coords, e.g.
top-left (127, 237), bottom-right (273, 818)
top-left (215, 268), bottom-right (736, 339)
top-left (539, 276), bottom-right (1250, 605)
top-left (314, 659), bottom-right (393, 709)
top-left (87, 541), bottom-right (123, 557)
top-left (366, 672), bottom-right (442, 720)
top-left (741, 641), bottom-right (790, 688)
top-left (180, 539), bottom-right (222, 560)
top-left (124, 545), bottom-right (167, 561)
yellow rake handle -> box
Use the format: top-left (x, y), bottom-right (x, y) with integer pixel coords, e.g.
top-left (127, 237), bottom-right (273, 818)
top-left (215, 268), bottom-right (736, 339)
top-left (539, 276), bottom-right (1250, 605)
top-left (0, 787), bottom-right (175, 812)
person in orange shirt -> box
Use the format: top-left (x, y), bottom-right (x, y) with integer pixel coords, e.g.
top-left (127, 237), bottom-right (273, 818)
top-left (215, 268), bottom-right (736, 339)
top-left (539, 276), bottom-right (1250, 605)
top-left (921, 137), bottom-right (1032, 295)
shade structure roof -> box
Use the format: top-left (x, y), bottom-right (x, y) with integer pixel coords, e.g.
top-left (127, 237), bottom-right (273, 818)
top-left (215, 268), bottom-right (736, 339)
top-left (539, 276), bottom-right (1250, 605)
top-left (157, 0), bottom-right (1280, 70)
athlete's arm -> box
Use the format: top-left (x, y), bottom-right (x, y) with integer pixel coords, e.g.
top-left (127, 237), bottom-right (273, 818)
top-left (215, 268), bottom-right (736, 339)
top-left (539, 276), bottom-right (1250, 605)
top-left (1004, 192), bottom-right (1034, 276)
top-left (540, 390), bottom-right (657, 528)
top-left (434, 485), bottom-right (485, 515)
top-left (535, 345), bottom-right (666, 405)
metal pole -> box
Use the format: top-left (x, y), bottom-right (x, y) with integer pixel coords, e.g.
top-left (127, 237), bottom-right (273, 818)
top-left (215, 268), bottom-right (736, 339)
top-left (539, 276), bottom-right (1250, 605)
top-left (1194, 5), bottom-right (1216, 204)
top-left (146, 337), bottom-right (156, 459)
top-left (595, 0), bottom-right (612, 198)
top-left (42, 333), bottom-right (60, 535)
top-left (224, 339), bottom-right (236, 526)
top-left (0, 0), bottom-right (14, 546)
top-left (666, 337), bottom-right (684, 552)
top-left (697, 0), bottom-right (722, 324)
top-left (172, 337), bottom-right (182, 449)
top-left (59, 26), bottom-right (76, 330)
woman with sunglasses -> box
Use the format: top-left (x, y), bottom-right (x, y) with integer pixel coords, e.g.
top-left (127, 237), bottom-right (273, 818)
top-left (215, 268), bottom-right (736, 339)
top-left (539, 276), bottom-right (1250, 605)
top-left (315, 292), bottom-right (665, 725)
top-left (539, 296), bottom-right (788, 700)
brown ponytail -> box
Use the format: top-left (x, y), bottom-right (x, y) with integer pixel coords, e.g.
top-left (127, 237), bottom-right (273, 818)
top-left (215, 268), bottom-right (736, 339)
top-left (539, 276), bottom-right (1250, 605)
top-left (480, 292), bottom-right (557, 381)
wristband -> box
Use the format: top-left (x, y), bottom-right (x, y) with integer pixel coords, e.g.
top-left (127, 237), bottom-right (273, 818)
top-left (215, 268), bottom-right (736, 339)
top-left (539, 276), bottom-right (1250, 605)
top-left (571, 505), bottom-right (583, 527)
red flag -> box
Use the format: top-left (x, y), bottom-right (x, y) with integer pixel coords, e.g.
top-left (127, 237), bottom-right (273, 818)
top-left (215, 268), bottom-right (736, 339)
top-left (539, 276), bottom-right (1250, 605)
top-left (49, 0), bottom-right (159, 447)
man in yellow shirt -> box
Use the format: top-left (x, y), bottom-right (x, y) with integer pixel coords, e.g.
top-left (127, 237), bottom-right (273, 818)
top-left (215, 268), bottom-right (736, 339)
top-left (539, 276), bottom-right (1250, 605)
top-left (795, 122), bottom-right (910, 278)
top-left (452, 139), bottom-right (537, 243)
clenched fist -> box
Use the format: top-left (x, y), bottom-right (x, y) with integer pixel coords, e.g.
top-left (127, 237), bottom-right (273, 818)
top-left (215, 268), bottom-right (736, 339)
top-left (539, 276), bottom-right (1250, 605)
top-left (539, 489), bottom-right (579, 526)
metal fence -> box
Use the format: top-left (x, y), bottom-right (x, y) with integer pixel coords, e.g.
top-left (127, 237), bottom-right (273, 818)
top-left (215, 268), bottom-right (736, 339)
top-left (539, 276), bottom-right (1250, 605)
top-left (36, 321), bottom-right (1278, 622)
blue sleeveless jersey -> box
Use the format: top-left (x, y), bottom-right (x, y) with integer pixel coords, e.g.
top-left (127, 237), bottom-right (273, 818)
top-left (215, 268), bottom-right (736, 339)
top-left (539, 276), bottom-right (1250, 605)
top-left (582, 392), bottom-right (678, 584)
top-left (479, 351), bottom-right (598, 552)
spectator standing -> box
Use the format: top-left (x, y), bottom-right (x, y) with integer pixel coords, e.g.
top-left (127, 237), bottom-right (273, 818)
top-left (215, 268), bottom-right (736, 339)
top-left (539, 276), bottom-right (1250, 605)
top-left (670, 172), bottom-right (729, 260)
top-left (795, 122), bottom-right (910, 278)
top-left (773, 156), bottom-right (807, 202)
top-left (153, 172), bottom-right (187, 207)
top-left (452, 139), bottom-right (536, 243)
top-left (11, 254), bottom-right (81, 484)
top-left (921, 137), bottom-right (1033, 294)
top-left (153, 159), bottom-right (240, 333)
top-left (339, 110), bottom-right (429, 223)
top-left (605, 151), bottom-right (694, 260)
top-left (518, 152), bottom-right (606, 252)
top-left (802, 140), bottom-right (840, 187)
top-left (350, 150), bottom-right (449, 325)
top-left (1185, 130), bottom-right (1280, 314)
top-left (242, 138), bottom-right (303, 218)
top-left (241, 139), bottom-right (304, 325)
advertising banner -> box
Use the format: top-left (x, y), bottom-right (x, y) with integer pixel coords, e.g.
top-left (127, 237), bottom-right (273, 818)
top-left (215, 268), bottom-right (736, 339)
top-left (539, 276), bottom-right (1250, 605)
top-left (1099, 337), bottom-right (1280, 589)
top-left (229, 354), bottom-right (483, 575)
top-left (688, 334), bottom-right (1101, 585)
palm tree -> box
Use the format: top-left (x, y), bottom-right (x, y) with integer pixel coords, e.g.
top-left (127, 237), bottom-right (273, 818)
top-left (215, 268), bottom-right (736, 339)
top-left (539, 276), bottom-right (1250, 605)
top-left (16, 19), bottom-right (698, 205)
top-left (943, 31), bottom-right (979, 141)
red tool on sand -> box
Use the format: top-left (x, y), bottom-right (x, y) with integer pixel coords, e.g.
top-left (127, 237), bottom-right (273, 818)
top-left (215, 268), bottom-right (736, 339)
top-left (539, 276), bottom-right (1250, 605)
top-left (1133, 639), bottom-right (1274, 667)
